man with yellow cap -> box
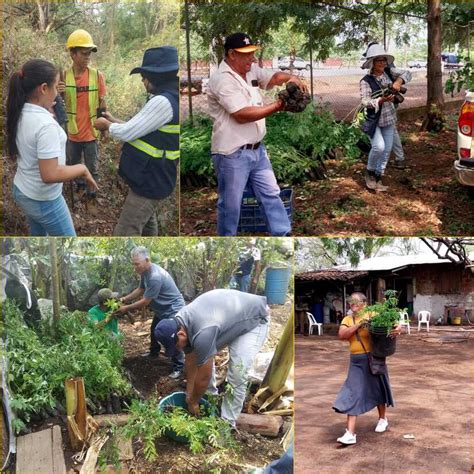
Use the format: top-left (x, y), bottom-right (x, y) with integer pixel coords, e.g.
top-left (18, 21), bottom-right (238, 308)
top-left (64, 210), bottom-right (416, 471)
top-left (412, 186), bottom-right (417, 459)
top-left (207, 32), bottom-right (307, 236)
top-left (59, 29), bottom-right (107, 199)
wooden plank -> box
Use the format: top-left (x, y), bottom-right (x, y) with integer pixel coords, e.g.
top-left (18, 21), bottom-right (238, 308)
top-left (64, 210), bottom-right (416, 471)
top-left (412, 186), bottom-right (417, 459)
top-left (16, 426), bottom-right (66, 474)
top-left (51, 425), bottom-right (67, 474)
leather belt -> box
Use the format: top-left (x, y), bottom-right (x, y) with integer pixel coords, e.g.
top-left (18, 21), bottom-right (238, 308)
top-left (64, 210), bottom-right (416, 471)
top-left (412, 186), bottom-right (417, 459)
top-left (241, 142), bottom-right (261, 150)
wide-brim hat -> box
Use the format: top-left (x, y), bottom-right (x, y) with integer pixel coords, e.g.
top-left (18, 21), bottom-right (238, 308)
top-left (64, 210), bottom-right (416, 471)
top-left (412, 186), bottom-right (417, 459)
top-left (362, 43), bottom-right (394, 69)
top-left (224, 32), bottom-right (260, 53)
top-left (130, 46), bottom-right (178, 75)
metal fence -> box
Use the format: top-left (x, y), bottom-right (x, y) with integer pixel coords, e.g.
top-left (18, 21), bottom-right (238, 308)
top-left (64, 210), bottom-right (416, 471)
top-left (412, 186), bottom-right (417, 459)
top-left (181, 61), bottom-right (466, 123)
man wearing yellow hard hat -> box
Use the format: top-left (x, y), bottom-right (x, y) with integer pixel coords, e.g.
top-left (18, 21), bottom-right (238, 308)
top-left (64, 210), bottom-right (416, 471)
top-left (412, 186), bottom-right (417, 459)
top-left (59, 29), bottom-right (107, 200)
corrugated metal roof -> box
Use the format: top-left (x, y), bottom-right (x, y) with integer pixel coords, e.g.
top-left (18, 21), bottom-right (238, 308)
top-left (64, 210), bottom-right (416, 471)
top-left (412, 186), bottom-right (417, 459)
top-left (336, 254), bottom-right (455, 272)
top-left (296, 269), bottom-right (369, 282)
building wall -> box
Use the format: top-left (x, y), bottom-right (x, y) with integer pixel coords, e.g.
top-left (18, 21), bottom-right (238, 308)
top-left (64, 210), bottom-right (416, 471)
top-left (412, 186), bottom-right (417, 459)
top-left (411, 265), bottom-right (474, 322)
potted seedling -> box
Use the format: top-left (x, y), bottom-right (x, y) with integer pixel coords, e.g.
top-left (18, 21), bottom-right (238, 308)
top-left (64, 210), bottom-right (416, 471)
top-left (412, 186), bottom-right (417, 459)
top-left (365, 290), bottom-right (404, 358)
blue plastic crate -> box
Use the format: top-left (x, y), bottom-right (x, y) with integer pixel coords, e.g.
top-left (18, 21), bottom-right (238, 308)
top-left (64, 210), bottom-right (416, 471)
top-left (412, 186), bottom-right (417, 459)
top-left (237, 188), bottom-right (293, 234)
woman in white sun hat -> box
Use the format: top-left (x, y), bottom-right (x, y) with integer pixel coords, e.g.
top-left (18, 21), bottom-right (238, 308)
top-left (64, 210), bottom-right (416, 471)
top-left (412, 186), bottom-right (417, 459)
top-left (360, 43), bottom-right (411, 192)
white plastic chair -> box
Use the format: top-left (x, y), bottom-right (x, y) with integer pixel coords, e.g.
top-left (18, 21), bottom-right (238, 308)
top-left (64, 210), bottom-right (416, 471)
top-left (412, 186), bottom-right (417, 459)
top-left (306, 312), bottom-right (323, 336)
top-left (399, 311), bottom-right (411, 335)
top-left (417, 311), bottom-right (431, 332)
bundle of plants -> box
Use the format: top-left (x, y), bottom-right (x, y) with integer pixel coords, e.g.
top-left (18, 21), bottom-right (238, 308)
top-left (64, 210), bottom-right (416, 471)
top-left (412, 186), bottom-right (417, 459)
top-left (266, 106), bottom-right (367, 183)
top-left (364, 290), bottom-right (404, 358)
top-left (3, 300), bottom-right (132, 433)
top-left (119, 398), bottom-right (236, 461)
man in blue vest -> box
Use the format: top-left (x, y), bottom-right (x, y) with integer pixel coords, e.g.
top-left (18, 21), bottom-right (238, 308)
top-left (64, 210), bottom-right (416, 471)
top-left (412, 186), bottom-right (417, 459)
top-left (95, 47), bottom-right (179, 236)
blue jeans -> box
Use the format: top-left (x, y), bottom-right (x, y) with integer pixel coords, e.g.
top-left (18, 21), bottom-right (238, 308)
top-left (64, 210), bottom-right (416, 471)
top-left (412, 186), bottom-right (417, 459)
top-left (392, 126), bottom-right (404, 161)
top-left (231, 274), bottom-right (251, 292)
top-left (212, 145), bottom-right (291, 236)
top-left (367, 124), bottom-right (395, 175)
top-left (13, 185), bottom-right (76, 236)
top-left (264, 442), bottom-right (293, 474)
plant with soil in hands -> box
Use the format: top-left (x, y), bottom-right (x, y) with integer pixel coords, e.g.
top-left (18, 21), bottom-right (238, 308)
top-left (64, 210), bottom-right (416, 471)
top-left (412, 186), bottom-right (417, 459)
top-left (277, 82), bottom-right (312, 113)
top-left (120, 398), bottom-right (237, 460)
top-left (364, 290), bottom-right (405, 335)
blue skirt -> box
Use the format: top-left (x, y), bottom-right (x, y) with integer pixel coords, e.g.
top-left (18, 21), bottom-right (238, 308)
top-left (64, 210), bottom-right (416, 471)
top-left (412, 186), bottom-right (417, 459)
top-left (333, 353), bottom-right (394, 416)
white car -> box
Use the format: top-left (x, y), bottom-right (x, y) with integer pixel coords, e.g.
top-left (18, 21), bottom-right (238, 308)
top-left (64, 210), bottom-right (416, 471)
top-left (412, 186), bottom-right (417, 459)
top-left (454, 90), bottom-right (474, 187)
top-left (407, 60), bottom-right (427, 68)
top-left (278, 56), bottom-right (311, 71)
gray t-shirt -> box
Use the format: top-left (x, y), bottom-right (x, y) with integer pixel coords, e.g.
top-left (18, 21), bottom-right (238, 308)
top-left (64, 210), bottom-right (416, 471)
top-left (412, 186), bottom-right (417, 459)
top-left (139, 263), bottom-right (184, 319)
top-left (176, 289), bottom-right (268, 366)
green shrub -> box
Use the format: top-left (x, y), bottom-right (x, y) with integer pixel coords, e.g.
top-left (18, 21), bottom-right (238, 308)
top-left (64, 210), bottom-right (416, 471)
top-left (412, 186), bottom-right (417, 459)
top-left (4, 300), bottom-right (131, 432)
top-left (181, 116), bottom-right (214, 181)
top-left (180, 107), bottom-right (367, 185)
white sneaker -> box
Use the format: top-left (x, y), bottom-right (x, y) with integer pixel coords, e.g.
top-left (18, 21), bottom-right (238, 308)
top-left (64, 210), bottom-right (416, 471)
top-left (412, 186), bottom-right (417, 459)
top-left (168, 370), bottom-right (183, 379)
top-left (337, 429), bottom-right (357, 445)
top-left (375, 417), bottom-right (388, 432)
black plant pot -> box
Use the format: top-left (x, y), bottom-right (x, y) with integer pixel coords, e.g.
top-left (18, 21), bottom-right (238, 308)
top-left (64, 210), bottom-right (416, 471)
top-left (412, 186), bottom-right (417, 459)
top-left (369, 326), bottom-right (397, 357)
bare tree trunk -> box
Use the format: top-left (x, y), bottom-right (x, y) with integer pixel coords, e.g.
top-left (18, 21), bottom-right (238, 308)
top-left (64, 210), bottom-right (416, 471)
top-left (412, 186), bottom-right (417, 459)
top-left (35, 0), bottom-right (49, 33)
top-left (108, 2), bottom-right (116, 51)
top-left (49, 238), bottom-right (61, 328)
top-left (422, 0), bottom-right (445, 132)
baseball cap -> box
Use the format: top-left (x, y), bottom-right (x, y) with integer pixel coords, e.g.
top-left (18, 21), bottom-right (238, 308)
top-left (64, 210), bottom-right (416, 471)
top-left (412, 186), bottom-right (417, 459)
top-left (97, 288), bottom-right (118, 302)
top-left (154, 318), bottom-right (179, 357)
top-left (224, 32), bottom-right (259, 53)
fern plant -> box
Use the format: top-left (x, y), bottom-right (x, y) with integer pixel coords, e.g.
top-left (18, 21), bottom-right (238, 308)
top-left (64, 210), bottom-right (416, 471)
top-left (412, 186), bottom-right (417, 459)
top-left (119, 398), bottom-right (236, 461)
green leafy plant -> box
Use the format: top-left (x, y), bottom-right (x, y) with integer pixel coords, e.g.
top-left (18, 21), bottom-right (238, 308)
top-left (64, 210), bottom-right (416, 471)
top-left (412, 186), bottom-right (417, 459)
top-left (104, 298), bottom-right (122, 313)
top-left (445, 59), bottom-right (473, 95)
top-left (4, 300), bottom-right (132, 432)
top-left (365, 290), bottom-right (405, 335)
top-left (120, 398), bottom-right (236, 461)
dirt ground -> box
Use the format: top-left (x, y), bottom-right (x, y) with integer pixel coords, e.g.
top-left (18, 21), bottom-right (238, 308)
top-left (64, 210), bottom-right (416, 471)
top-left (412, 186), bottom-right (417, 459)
top-left (294, 331), bottom-right (474, 474)
top-left (1, 140), bottom-right (178, 236)
top-left (181, 108), bottom-right (474, 237)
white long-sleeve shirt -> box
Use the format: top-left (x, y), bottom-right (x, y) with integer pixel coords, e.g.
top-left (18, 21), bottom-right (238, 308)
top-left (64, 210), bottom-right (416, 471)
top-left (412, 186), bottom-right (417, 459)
top-left (108, 94), bottom-right (173, 142)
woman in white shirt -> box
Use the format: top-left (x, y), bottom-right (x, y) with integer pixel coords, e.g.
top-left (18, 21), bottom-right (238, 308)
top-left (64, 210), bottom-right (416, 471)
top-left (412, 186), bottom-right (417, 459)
top-left (6, 59), bottom-right (98, 236)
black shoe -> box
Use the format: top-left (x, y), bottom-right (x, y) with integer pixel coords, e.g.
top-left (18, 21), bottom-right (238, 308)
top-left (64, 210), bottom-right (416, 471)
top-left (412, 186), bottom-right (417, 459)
top-left (141, 351), bottom-right (160, 358)
top-left (393, 161), bottom-right (409, 169)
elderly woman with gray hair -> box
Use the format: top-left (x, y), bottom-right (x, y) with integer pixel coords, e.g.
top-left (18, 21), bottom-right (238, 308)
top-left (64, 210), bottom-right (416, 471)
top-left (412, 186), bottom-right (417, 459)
top-left (360, 44), bottom-right (411, 192)
top-left (333, 292), bottom-right (401, 445)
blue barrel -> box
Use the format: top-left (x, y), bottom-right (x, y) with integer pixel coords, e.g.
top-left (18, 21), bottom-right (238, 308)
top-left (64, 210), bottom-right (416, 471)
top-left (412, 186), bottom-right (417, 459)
top-left (265, 266), bottom-right (291, 305)
top-left (312, 303), bottom-right (324, 323)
